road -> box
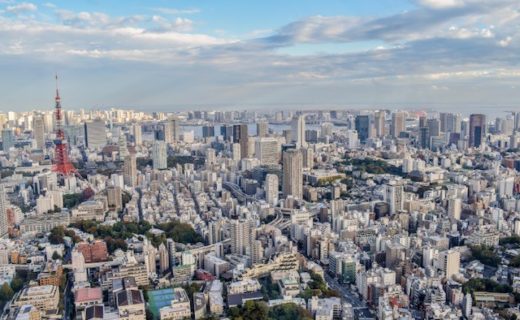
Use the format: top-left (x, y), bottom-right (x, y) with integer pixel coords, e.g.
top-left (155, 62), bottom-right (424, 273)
top-left (323, 273), bottom-right (375, 319)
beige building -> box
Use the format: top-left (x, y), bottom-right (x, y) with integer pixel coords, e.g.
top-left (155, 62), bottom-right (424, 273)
top-left (160, 288), bottom-right (192, 320)
top-left (12, 285), bottom-right (59, 314)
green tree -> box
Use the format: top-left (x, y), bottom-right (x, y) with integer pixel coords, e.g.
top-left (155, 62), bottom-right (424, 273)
top-left (268, 303), bottom-right (313, 320)
top-left (10, 277), bottom-right (24, 292)
top-left (52, 251), bottom-right (62, 261)
top-left (242, 300), bottom-right (268, 320)
top-left (0, 283), bottom-right (14, 301)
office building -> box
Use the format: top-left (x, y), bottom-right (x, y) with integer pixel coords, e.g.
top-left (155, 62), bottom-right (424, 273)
top-left (123, 153), bottom-right (137, 188)
top-left (390, 112), bottom-right (406, 138)
top-left (0, 185), bottom-right (7, 237)
top-left (84, 119), bottom-right (106, 149)
top-left (230, 220), bottom-right (254, 256)
top-left (291, 115), bottom-right (306, 148)
top-left (469, 114), bottom-right (486, 148)
top-left (164, 115), bottom-right (181, 143)
top-left (233, 124), bottom-right (249, 159)
top-left (282, 149), bottom-right (303, 199)
top-left (265, 174), bottom-right (279, 206)
top-left (152, 141), bottom-right (167, 169)
top-left (2, 129), bottom-right (14, 152)
top-left (202, 125), bottom-right (215, 138)
top-left (33, 115), bottom-right (45, 149)
top-left (255, 138), bottom-right (279, 165)
top-left (355, 115), bottom-right (370, 142)
top-left (132, 123), bottom-right (142, 146)
top-left (257, 120), bottom-right (268, 137)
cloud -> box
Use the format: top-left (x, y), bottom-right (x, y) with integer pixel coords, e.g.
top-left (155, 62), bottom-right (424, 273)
top-left (417, 0), bottom-right (466, 9)
top-left (0, 1), bottom-right (520, 109)
top-left (5, 2), bottom-right (37, 14)
top-left (153, 7), bottom-right (200, 15)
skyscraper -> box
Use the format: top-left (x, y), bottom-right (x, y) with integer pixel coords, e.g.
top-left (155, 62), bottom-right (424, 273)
top-left (255, 138), bottom-right (279, 165)
top-left (230, 219), bottom-right (253, 256)
top-left (1, 129), bottom-right (14, 152)
top-left (291, 115), bottom-right (306, 148)
top-left (0, 185), bottom-right (8, 237)
top-left (374, 111), bottom-right (386, 137)
top-left (427, 118), bottom-right (440, 137)
top-left (265, 174), bottom-right (279, 206)
top-left (123, 153), bottom-right (137, 187)
top-left (386, 181), bottom-right (404, 215)
top-left (257, 120), bottom-right (268, 137)
top-left (33, 115), bottom-right (45, 149)
top-left (84, 119), bottom-right (106, 149)
top-left (118, 134), bottom-right (129, 159)
top-left (469, 114), bottom-right (486, 148)
top-left (390, 112), bottom-right (406, 138)
top-left (164, 115), bottom-right (181, 144)
top-left (202, 125), bottom-right (215, 138)
top-left (282, 149), bottom-right (303, 199)
top-left (355, 115), bottom-right (370, 142)
top-left (133, 123), bottom-right (142, 146)
top-left (152, 141), bottom-right (167, 169)
top-left (233, 124), bottom-right (249, 159)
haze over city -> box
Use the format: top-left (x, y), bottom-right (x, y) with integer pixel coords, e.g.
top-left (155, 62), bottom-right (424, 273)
top-left (1, 0), bottom-right (520, 111)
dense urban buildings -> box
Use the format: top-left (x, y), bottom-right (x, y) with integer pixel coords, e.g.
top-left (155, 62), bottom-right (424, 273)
top-left (0, 103), bottom-right (518, 320)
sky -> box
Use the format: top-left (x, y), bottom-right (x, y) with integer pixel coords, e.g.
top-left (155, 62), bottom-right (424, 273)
top-left (0, 0), bottom-right (519, 112)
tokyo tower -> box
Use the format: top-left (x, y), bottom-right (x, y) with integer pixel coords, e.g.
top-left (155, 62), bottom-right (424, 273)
top-left (52, 75), bottom-right (77, 176)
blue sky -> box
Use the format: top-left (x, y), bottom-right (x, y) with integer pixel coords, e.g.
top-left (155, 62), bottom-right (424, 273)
top-left (0, 0), bottom-right (519, 111)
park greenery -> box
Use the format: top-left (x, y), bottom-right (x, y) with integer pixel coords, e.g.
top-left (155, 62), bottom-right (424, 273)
top-left (469, 245), bottom-right (501, 267)
top-left (228, 301), bottom-right (312, 320)
top-left (67, 219), bottom-right (203, 252)
top-left (298, 271), bottom-right (340, 300)
top-left (341, 157), bottom-right (404, 176)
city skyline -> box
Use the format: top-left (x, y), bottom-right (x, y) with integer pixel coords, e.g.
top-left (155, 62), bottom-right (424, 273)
top-left (1, 0), bottom-right (520, 111)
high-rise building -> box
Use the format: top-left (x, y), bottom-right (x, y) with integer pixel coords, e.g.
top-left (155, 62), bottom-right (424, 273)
top-left (133, 124), bottom-right (142, 146)
top-left (107, 186), bottom-right (123, 211)
top-left (232, 143), bottom-right (241, 161)
top-left (427, 118), bottom-right (440, 137)
top-left (282, 149), bottom-right (303, 199)
top-left (33, 115), bottom-right (45, 149)
top-left (0, 185), bottom-right (7, 237)
top-left (291, 115), bottom-right (306, 148)
top-left (302, 147), bottom-right (314, 169)
top-left (386, 182), bottom-right (404, 215)
top-left (265, 174), bottom-right (279, 206)
top-left (374, 111), bottom-right (386, 137)
top-left (448, 198), bottom-right (461, 220)
top-left (152, 141), bottom-right (167, 169)
top-left (220, 125), bottom-right (233, 141)
top-left (118, 134), bottom-right (129, 159)
top-left (320, 122), bottom-right (333, 139)
top-left (158, 243), bottom-right (169, 274)
top-left (84, 119), bottom-right (106, 149)
top-left (469, 114), bottom-right (486, 148)
top-left (438, 249), bottom-right (460, 279)
top-left (255, 138), bottom-right (279, 165)
top-left (390, 112), bottom-right (406, 138)
top-left (233, 124), bottom-right (249, 159)
top-left (2, 129), bottom-right (14, 152)
top-left (123, 153), bottom-right (137, 187)
top-left (164, 116), bottom-right (181, 144)
top-left (355, 115), bottom-right (370, 142)
top-left (230, 219), bottom-right (254, 256)
top-left (257, 121), bottom-right (268, 137)
top-left (419, 126), bottom-right (430, 149)
top-left (202, 125), bottom-right (215, 138)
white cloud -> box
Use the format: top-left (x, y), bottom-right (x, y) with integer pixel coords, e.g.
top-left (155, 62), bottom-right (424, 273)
top-left (154, 7), bottom-right (200, 15)
top-left (5, 2), bottom-right (37, 14)
top-left (417, 0), bottom-right (466, 9)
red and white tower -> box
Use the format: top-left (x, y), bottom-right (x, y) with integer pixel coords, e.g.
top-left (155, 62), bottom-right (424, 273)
top-left (52, 75), bottom-right (76, 176)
